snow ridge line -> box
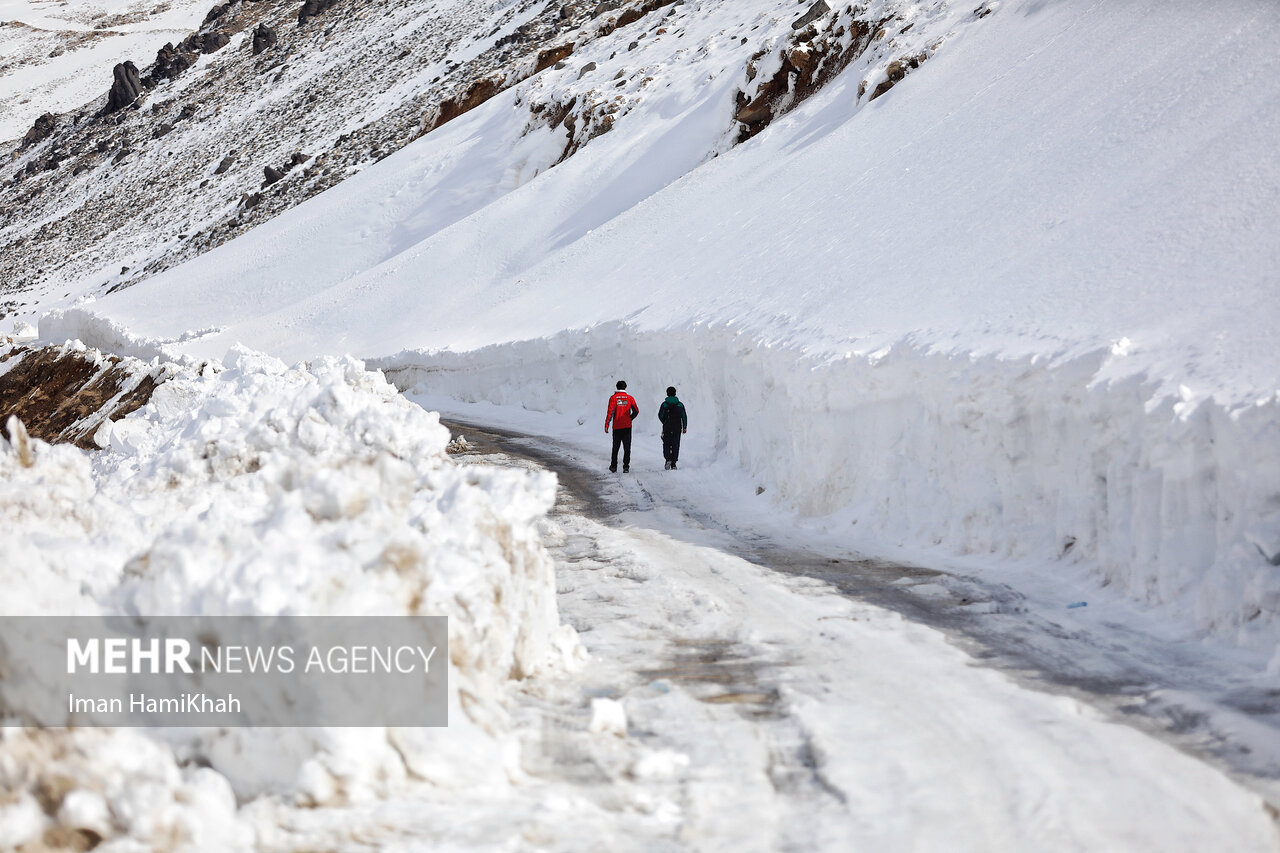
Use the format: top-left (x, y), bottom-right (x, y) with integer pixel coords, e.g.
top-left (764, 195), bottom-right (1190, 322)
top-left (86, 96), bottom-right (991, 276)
top-left (372, 322), bottom-right (1280, 659)
top-left (37, 306), bottom-right (208, 366)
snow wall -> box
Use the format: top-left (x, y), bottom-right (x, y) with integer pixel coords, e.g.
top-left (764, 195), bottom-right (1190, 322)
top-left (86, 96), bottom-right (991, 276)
top-left (374, 322), bottom-right (1280, 659)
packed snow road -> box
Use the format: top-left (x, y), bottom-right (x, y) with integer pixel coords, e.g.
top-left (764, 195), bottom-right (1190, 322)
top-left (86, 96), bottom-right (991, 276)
top-left (310, 401), bottom-right (1280, 851)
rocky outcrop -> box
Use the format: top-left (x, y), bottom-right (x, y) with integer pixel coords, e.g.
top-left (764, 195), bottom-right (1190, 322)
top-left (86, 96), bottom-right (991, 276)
top-left (299, 0), bottom-right (342, 24)
top-left (262, 152), bottom-right (308, 186)
top-left (868, 54), bottom-right (925, 101)
top-left (145, 28), bottom-right (231, 87)
top-left (103, 62), bottom-right (143, 115)
top-left (432, 77), bottom-right (505, 128)
top-left (203, 2), bottom-right (232, 26)
top-left (535, 43), bottom-right (576, 72)
top-left (252, 23), bottom-right (278, 55)
top-left (791, 0), bottom-right (830, 30)
top-left (734, 6), bottom-right (895, 142)
top-left (149, 42), bottom-right (199, 83)
top-left (594, 0), bottom-right (679, 39)
top-left (20, 113), bottom-right (57, 149)
top-left (202, 32), bottom-right (232, 54)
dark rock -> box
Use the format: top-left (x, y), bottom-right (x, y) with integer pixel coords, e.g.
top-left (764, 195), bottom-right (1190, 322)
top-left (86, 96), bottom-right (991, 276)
top-left (578, 61), bottom-right (597, 79)
top-left (243, 192), bottom-right (262, 209)
top-left (432, 77), bottom-right (503, 127)
top-left (299, 0), bottom-right (341, 24)
top-left (252, 23), bottom-right (277, 54)
top-left (21, 113), bottom-right (57, 149)
top-left (104, 62), bottom-right (143, 115)
top-left (215, 155), bottom-right (235, 174)
top-left (869, 56), bottom-right (920, 100)
top-left (263, 165), bottom-right (285, 185)
top-left (152, 123), bottom-right (175, 139)
top-left (179, 103), bottom-right (198, 121)
top-left (180, 32), bottom-right (206, 54)
top-left (535, 43), bottom-right (574, 72)
top-left (202, 3), bottom-right (229, 26)
top-left (202, 32), bottom-right (231, 53)
top-left (151, 43), bottom-right (198, 82)
top-left (112, 149), bottom-right (132, 164)
top-left (497, 22), bottom-right (536, 48)
top-left (790, 0), bottom-right (829, 30)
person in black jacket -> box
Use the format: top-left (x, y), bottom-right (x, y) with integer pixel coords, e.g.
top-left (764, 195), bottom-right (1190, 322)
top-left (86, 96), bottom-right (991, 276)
top-left (657, 386), bottom-right (687, 470)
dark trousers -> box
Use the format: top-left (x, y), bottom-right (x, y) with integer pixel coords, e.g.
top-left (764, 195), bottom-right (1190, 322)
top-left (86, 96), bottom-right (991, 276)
top-left (610, 428), bottom-right (632, 469)
top-left (662, 429), bottom-right (681, 464)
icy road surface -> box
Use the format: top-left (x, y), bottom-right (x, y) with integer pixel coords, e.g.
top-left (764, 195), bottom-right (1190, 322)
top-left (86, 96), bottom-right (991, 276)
top-left (246, 397), bottom-right (1280, 851)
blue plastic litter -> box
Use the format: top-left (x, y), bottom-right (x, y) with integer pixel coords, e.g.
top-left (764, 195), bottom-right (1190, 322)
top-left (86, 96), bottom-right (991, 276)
top-left (1066, 601), bottom-right (1088, 609)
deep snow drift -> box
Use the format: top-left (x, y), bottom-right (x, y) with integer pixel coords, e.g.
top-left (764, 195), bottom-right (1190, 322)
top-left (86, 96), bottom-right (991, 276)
top-left (61, 0), bottom-right (1280, 658)
top-left (0, 341), bottom-right (580, 848)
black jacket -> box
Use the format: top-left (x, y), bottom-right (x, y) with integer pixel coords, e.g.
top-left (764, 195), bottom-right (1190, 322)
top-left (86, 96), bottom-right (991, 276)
top-left (658, 396), bottom-right (687, 433)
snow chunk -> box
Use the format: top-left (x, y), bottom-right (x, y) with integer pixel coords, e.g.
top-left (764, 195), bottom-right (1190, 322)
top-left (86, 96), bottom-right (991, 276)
top-left (630, 749), bottom-right (690, 780)
top-left (589, 697), bottom-right (628, 737)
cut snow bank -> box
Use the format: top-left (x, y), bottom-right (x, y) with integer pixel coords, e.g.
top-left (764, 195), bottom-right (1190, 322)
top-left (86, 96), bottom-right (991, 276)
top-left (0, 339), bottom-right (580, 847)
top-left (373, 322), bottom-right (1280, 659)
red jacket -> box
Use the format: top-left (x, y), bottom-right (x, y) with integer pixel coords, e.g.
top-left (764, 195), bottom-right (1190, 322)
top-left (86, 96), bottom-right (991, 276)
top-left (606, 391), bottom-right (639, 430)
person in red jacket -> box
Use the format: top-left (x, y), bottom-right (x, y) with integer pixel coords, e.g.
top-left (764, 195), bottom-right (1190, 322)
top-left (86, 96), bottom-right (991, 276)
top-left (605, 380), bottom-right (640, 473)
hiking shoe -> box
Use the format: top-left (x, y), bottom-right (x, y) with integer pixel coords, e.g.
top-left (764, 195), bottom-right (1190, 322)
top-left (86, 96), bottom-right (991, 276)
top-left (670, 462), bottom-right (677, 469)
top-left (609, 465), bottom-right (617, 473)
top-left (623, 466), bottom-right (629, 473)
top-left (664, 460), bottom-right (671, 470)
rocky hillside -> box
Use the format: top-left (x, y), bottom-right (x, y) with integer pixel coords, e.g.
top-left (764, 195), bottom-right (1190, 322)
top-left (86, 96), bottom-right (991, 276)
top-left (0, 0), bottom-right (215, 142)
top-left (1, 0), bottom-right (951, 322)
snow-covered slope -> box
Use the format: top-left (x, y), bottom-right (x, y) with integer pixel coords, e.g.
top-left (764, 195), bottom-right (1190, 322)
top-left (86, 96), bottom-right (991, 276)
top-left (65, 0), bottom-right (1280, 656)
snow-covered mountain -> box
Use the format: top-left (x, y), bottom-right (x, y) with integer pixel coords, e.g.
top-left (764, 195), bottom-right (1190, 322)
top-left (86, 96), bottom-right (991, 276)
top-left (4, 0), bottom-right (1280, 847)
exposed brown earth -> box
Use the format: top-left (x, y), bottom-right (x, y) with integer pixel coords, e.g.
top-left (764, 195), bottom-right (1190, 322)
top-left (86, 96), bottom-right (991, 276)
top-left (733, 4), bottom-right (934, 143)
top-left (0, 345), bottom-right (167, 449)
